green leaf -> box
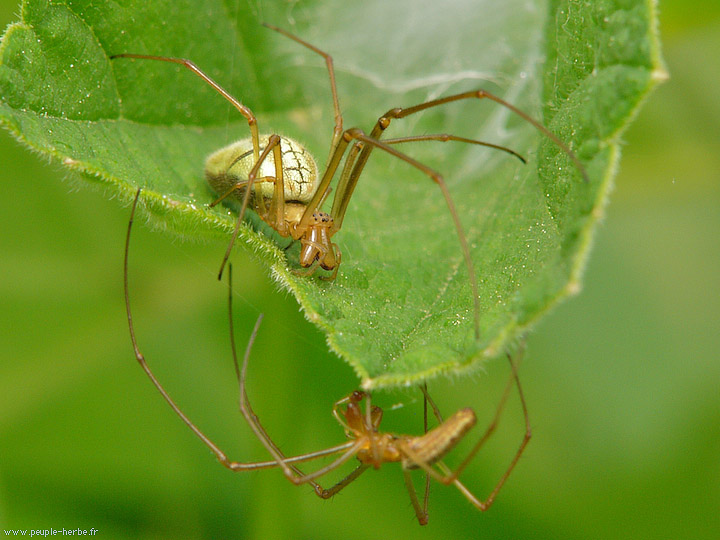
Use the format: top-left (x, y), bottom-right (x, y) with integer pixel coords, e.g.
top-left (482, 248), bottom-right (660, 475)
top-left (0, 0), bottom-right (664, 388)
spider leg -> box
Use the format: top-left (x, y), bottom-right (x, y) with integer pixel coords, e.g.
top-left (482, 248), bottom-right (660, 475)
top-left (262, 24), bottom-right (344, 165)
top-left (383, 134), bottom-right (526, 163)
top-left (420, 383), bottom-right (445, 424)
top-left (125, 189), bottom-right (235, 467)
top-left (123, 189), bottom-right (353, 478)
top-left (110, 53), bottom-right (261, 162)
top-left (318, 463), bottom-right (371, 499)
top-left (210, 176), bottom-right (277, 208)
top-left (403, 468), bottom-right (429, 526)
top-left (419, 382), bottom-right (447, 521)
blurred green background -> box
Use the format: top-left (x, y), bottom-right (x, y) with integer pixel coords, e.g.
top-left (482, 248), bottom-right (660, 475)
top-left (1, 1), bottom-right (718, 539)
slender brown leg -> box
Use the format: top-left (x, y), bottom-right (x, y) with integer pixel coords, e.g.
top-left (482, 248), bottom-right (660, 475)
top-left (420, 384), bottom-right (446, 424)
top-left (318, 463), bottom-right (371, 499)
top-left (397, 384), bottom-right (448, 525)
top-left (383, 134), bottom-right (526, 163)
top-left (403, 468), bottom-right (429, 526)
top-left (268, 143), bottom-right (287, 234)
top-left (421, 384), bottom-right (432, 523)
top-left (262, 24), bottom-right (344, 165)
top-left (110, 54), bottom-right (261, 162)
top-left (293, 127), bottom-right (352, 234)
top-left (123, 189), bottom-right (357, 475)
top-left (124, 189), bottom-right (234, 466)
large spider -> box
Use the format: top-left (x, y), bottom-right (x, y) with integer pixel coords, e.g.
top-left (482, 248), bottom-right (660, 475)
top-left (112, 24), bottom-right (587, 340)
top-left (124, 189), bottom-right (531, 525)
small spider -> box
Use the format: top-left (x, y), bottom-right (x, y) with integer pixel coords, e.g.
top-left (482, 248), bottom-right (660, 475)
top-left (112, 24), bottom-right (588, 340)
top-left (124, 189), bottom-right (531, 525)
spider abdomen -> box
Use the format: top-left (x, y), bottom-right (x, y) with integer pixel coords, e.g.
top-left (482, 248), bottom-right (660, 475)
top-left (205, 135), bottom-right (318, 204)
top-left (401, 408), bottom-right (477, 469)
